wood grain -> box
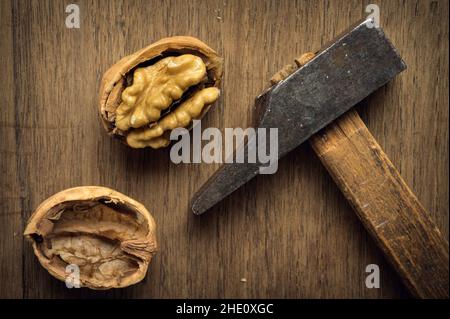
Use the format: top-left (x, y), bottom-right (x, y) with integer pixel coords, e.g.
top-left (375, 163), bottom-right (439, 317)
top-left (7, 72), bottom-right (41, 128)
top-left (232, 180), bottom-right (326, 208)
top-left (0, 0), bottom-right (448, 298)
top-left (0, 0), bottom-right (23, 299)
top-left (310, 110), bottom-right (449, 298)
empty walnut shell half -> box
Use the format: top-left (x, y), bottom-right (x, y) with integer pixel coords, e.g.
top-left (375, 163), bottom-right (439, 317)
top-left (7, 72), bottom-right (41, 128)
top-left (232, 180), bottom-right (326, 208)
top-left (99, 36), bottom-right (223, 149)
top-left (24, 186), bottom-right (157, 289)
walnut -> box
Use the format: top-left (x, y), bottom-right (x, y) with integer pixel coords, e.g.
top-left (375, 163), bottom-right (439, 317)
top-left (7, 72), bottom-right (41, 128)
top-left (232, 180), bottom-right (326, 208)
top-left (23, 186), bottom-right (157, 289)
top-left (99, 36), bottom-right (223, 149)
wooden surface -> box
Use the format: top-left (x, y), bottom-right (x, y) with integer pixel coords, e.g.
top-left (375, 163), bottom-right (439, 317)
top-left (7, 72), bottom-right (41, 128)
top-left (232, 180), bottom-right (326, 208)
top-left (0, 0), bottom-right (448, 298)
top-left (311, 110), bottom-right (449, 298)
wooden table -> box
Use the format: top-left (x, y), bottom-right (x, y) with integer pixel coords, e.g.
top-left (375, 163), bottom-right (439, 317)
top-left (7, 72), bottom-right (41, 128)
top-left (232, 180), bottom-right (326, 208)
top-left (1, 0), bottom-right (448, 298)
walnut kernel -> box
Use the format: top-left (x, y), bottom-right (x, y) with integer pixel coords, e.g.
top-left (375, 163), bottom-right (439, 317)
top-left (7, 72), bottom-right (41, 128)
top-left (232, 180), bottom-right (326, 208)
top-left (99, 36), bottom-right (223, 149)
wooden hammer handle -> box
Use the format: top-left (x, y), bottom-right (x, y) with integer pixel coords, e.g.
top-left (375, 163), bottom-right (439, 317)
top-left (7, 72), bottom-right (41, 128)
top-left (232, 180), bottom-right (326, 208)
top-left (271, 53), bottom-right (449, 298)
top-left (310, 109), bottom-right (449, 298)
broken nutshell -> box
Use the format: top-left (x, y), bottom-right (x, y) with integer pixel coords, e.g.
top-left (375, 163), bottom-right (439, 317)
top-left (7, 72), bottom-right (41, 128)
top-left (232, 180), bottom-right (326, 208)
top-left (24, 186), bottom-right (157, 289)
top-left (99, 36), bottom-right (223, 149)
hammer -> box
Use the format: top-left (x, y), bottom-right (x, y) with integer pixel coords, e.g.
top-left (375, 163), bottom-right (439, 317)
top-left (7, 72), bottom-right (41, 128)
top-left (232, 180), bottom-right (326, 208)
top-left (191, 19), bottom-right (449, 298)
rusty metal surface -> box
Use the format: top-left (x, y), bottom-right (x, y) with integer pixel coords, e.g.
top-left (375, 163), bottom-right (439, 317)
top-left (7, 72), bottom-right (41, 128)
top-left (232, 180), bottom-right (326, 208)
top-left (191, 19), bottom-right (406, 215)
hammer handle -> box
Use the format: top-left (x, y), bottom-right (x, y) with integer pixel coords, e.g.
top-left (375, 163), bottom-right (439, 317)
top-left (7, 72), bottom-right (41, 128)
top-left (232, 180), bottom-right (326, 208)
top-left (310, 109), bottom-right (449, 298)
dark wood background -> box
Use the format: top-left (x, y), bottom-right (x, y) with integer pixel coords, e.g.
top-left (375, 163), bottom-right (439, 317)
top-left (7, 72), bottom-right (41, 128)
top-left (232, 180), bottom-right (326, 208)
top-left (0, 0), bottom-right (448, 298)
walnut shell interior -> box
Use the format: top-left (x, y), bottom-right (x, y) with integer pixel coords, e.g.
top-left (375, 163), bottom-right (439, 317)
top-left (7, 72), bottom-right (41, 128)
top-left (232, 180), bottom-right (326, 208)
top-left (24, 186), bottom-right (157, 289)
top-left (99, 36), bottom-right (223, 149)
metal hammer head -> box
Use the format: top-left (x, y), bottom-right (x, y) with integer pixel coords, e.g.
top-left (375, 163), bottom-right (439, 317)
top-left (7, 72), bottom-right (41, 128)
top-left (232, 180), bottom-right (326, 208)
top-left (191, 19), bottom-right (406, 215)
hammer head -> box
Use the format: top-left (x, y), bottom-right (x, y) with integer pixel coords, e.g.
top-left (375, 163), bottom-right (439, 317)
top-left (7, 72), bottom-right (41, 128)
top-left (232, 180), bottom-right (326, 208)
top-left (191, 18), bottom-right (406, 215)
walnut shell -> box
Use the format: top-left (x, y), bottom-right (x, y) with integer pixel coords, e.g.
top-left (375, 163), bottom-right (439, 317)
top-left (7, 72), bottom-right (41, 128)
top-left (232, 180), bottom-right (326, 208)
top-left (99, 36), bottom-right (223, 149)
top-left (24, 186), bottom-right (157, 290)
